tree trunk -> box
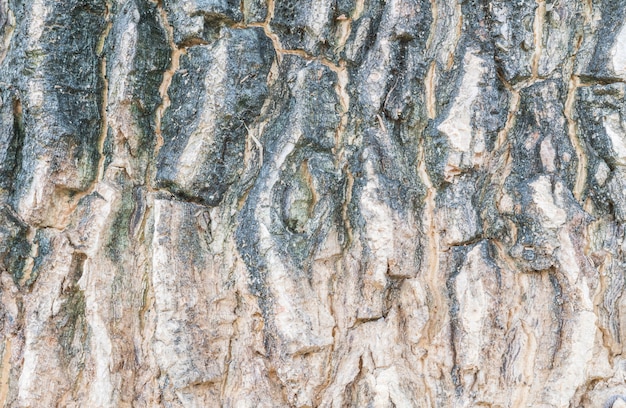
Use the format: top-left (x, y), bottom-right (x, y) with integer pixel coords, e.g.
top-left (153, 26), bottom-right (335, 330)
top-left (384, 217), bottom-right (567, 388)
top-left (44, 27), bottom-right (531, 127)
top-left (0, 0), bottom-right (625, 406)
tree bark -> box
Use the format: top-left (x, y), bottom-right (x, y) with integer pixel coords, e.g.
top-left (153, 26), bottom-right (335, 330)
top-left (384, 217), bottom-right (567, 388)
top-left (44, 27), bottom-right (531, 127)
top-left (0, 0), bottom-right (625, 406)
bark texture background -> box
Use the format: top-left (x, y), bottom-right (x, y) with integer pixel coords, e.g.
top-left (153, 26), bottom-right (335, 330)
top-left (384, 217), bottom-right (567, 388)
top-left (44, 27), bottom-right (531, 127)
top-left (0, 0), bottom-right (626, 406)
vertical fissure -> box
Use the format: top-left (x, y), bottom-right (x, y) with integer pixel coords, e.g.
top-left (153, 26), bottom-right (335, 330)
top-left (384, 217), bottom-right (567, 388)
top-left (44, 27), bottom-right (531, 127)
top-left (151, 1), bottom-right (183, 188)
top-left (531, 0), bottom-right (545, 79)
top-left (564, 75), bottom-right (586, 201)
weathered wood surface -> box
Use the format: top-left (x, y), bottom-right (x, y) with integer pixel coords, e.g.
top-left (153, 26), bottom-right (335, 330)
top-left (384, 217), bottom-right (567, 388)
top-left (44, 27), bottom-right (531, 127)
top-left (0, 0), bottom-right (626, 406)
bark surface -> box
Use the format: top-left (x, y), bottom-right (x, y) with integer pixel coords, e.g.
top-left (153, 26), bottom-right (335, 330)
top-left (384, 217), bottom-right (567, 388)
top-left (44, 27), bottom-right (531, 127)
top-left (0, 0), bottom-right (626, 406)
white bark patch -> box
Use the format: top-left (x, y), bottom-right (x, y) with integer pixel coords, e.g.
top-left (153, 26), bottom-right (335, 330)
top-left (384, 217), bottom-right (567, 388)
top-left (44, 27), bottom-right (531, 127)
top-left (69, 186), bottom-right (120, 406)
top-left (503, 321), bottom-right (537, 388)
top-left (557, 228), bottom-right (581, 286)
top-left (359, 39), bottom-right (392, 112)
top-left (27, 79), bottom-right (44, 109)
top-left (437, 50), bottom-right (487, 179)
top-left (27, 0), bottom-right (47, 47)
top-left (151, 200), bottom-right (237, 391)
top-left (360, 159), bottom-right (394, 283)
top-left (17, 159), bottom-right (49, 221)
top-left (530, 176), bottom-right (566, 229)
top-left (74, 184), bottom-right (118, 258)
top-left (309, 0), bottom-right (333, 41)
top-left (252, 108), bottom-right (335, 357)
top-left (108, 8), bottom-right (139, 105)
top-left (260, 221), bottom-right (334, 355)
top-left (87, 310), bottom-right (114, 407)
top-left (373, 366), bottom-right (413, 407)
top-left (430, 0), bottom-right (463, 67)
top-left (543, 311), bottom-right (597, 407)
top-left (151, 201), bottom-right (195, 387)
top-left (455, 244), bottom-right (491, 369)
top-left (177, 43), bottom-right (228, 184)
top-left (604, 113), bottom-right (626, 166)
top-left (399, 280), bottom-right (429, 345)
top-left (439, 180), bottom-right (481, 247)
top-left (320, 349), bottom-right (362, 406)
top-left (611, 22), bottom-right (626, 78)
top-left (438, 51), bottom-right (485, 151)
top-left (540, 138), bottom-right (556, 172)
top-left (17, 237), bottom-right (75, 407)
top-left (595, 160), bottom-right (610, 186)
